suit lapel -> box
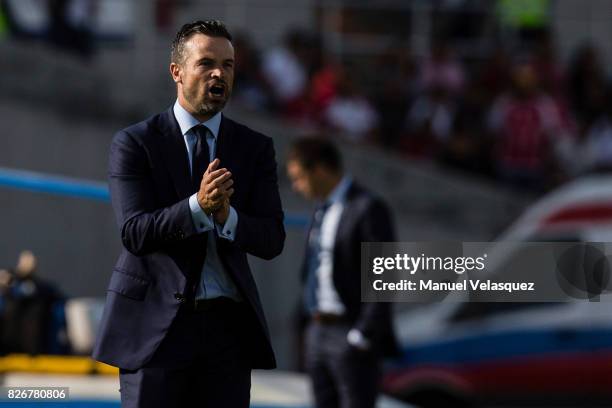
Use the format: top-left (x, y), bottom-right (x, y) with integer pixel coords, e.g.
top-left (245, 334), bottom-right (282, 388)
top-left (331, 181), bottom-right (361, 284)
top-left (334, 181), bottom-right (359, 248)
top-left (301, 212), bottom-right (317, 282)
top-left (157, 107), bottom-right (193, 199)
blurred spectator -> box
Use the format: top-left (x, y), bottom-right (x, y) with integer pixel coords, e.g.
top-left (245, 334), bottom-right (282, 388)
top-left (532, 32), bottom-right (577, 179)
top-left (232, 32), bottom-right (270, 111)
top-left (574, 90), bottom-right (612, 174)
top-left (261, 29), bottom-right (310, 117)
top-left (532, 31), bottom-right (564, 98)
top-left (47, 0), bottom-right (95, 58)
top-left (372, 46), bottom-right (418, 149)
top-left (477, 46), bottom-right (512, 103)
top-left (441, 85), bottom-right (492, 174)
top-left (0, 268), bottom-right (13, 355)
top-left (419, 38), bottom-right (465, 95)
top-left (323, 71), bottom-right (379, 142)
top-left (1, 0), bottom-right (96, 56)
top-left (2, 250), bottom-right (63, 355)
top-left (404, 85), bottom-right (456, 157)
top-left (488, 60), bottom-right (563, 190)
top-left (567, 44), bottom-right (608, 131)
top-left (309, 57), bottom-right (342, 120)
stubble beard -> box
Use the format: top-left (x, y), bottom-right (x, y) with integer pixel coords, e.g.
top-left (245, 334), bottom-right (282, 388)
top-left (195, 98), bottom-right (226, 117)
top-left (183, 87), bottom-right (230, 118)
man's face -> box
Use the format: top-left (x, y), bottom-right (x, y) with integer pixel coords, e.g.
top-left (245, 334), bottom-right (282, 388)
top-left (171, 34), bottom-right (235, 118)
top-left (0, 269), bottom-right (11, 289)
top-left (15, 250), bottom-right (36, 279)
top-left (512, 64), bottom-right (538, 96)
top-left (287, 160), bottom-right (323, 200)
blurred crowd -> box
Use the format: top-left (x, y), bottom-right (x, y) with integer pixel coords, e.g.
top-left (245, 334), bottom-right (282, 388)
top-left (232, 26), bottom-right (612, 192)
top-left (2, 0), bottom-right (612, 193)
top-left (0, 0), bottom-right (97, 57)
top-left (0, 250), bottom-right (66, 355)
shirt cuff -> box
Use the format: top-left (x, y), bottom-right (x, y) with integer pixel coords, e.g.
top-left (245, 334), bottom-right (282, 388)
top-left (189, 193), bottom-right (215, 233)
top-left (347, 329), bottom-right (371, 350)
top-left (215, 206), bottom-right (238, 242)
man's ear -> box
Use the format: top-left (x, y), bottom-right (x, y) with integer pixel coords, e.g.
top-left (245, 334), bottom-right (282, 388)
top-left (170, 62), bottom-right (182, 84)
top-left (311, 164), bottom-right (328, 181)
top-left (308, 163), bottom-right (329, 183)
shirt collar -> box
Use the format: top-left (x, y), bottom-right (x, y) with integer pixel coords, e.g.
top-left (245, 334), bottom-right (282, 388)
top-left (173, 99), bottom-right (222, 140)
top-left (325, 175), bottom-right (352, 205)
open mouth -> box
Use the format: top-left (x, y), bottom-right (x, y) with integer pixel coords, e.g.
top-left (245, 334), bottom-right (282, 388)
top-left (209, 84), bottom-right (225, 97)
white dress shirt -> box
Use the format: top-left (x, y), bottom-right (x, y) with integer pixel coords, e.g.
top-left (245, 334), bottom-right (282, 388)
top-left (315, 175), bottom-right (371, 349)
top-left (173, 100), bottom-right (241, 301)
top-left (314, 176), bottom-right (352, 315)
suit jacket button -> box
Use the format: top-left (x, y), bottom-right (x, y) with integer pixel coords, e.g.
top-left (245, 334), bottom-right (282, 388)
top-left (174, 293), bottom-right (186, 303)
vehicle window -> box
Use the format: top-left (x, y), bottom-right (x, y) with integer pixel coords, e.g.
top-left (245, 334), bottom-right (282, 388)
top-left (450, 233), bottom-right (580, 322)
top-left (450, 301), bottom-right (551, 322)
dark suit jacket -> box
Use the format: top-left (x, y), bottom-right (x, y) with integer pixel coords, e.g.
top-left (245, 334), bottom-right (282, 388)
top-left (302, 181), bottom-right (399, 357)
top-left (93, 107), bottom-right (285, 370)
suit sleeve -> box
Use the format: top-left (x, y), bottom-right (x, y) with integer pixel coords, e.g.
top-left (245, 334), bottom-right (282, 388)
top-left (232, 137), bottom-right (286, 260)
top-left (354, 198), bottom-right (395, 339)
top-left (108, 130), bottom-right (198, 256)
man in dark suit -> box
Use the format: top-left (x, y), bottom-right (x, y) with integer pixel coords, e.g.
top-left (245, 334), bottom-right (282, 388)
top-left (92, 20), bottom-right (285, 408)
top-left (286, 138), bottom-right (398, 408)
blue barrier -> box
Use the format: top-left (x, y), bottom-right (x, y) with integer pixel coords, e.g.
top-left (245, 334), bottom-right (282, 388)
top-left (0, 403), bottom-right (310, 408)
top-left (0, 167), bottom-right (109, 202)
top-left (0, 167), bottom-right (309, 228)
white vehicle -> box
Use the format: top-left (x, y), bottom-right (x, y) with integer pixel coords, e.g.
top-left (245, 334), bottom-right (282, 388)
top-left (383, 175), bottom-right (612, 407)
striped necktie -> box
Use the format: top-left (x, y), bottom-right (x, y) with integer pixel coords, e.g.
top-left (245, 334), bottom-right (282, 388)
top-left (192, 125), bottom-right (211, 192)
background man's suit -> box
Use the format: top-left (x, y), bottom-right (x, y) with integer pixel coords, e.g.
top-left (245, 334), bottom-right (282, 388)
top-left (92, 107), bottom-right (285, 405)
top-left (302, 180), bottom-right (398, 408)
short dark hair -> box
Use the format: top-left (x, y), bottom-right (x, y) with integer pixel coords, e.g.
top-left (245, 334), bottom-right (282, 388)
top-left (171, 20), bottom-right (232, 65)
top-left (288, 137), bottom-right (342, 172)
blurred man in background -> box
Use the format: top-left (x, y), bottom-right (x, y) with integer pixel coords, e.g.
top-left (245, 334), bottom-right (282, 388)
top-left (2, 250), bottom-right (62, 355)
top-left (0, 268), bottom-right (12, 355)
top-left (287, 137), bottom-right (398, 408)
top-left (93, 20), bottom-right (285, 408)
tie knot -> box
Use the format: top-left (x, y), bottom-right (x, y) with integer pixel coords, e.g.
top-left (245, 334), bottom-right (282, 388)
top-left (313, 202), bottom-right (331, 222)
top-left (194, 125), bottom-right (211, 140)
top-left (317, 201), bottom-right (331, 212)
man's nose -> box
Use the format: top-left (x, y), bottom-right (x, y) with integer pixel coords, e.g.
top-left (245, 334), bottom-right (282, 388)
top-left (211, 68), bottom-right (223, 79)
